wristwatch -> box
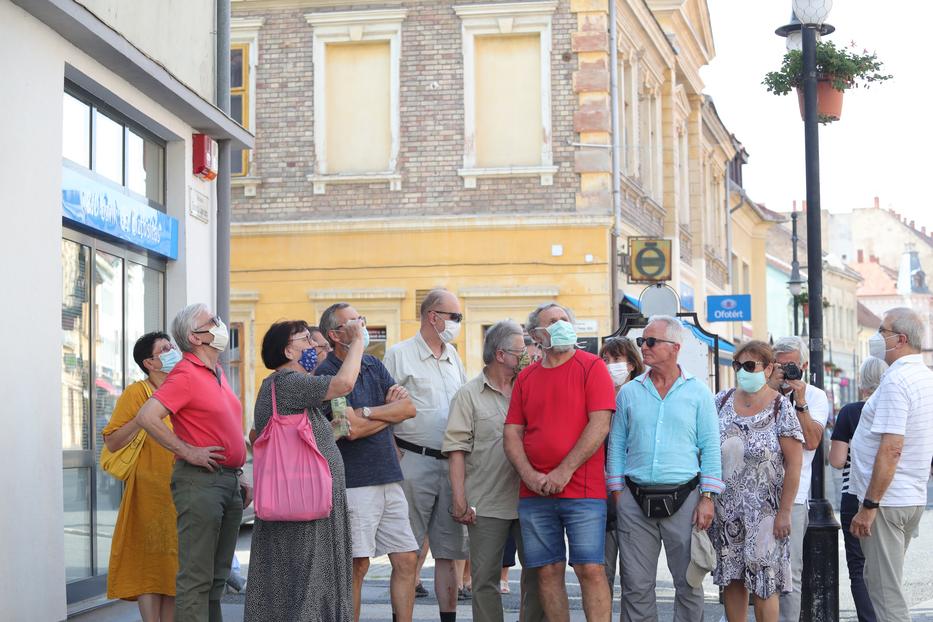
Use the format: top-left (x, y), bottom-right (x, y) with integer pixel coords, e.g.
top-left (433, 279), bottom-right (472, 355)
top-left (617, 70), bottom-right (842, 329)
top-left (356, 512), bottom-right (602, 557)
top-left (794, 402), bottom-right (809, 412)
top-left (862, 498), bottom-right (880, 510)
top-left (361, 407), bottom-right (372, 419)
top-left (701, 491), bottom-right (715, 500)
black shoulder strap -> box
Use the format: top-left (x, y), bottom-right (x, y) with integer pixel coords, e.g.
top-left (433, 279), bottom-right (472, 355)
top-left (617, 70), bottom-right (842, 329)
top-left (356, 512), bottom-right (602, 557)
top-left (717, 388), bottom-right (735, 412)
top-left (772, 395), bottom-right (783, 418)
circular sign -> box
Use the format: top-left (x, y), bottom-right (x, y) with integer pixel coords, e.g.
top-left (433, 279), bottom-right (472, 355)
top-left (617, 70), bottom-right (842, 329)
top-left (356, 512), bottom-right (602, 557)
top-left (639, 283), bottom-right (680, 317)
top-left (635, 245), bottom-right (666, 278)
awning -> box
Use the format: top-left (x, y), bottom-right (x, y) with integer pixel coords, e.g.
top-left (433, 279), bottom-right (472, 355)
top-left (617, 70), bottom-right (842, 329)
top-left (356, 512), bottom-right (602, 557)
top-left (682, 321), bottom-right (735, 366)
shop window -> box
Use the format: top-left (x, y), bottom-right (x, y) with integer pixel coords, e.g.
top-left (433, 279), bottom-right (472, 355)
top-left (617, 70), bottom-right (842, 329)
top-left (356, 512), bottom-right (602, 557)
top-left (228, 323), bottom-right (245, 421)
top-left (230, 43), bottom-right (251, 176)
top-left (456, 1), bottom-right (557, 187)
top-left (63, 88), bottom-right (165, 207)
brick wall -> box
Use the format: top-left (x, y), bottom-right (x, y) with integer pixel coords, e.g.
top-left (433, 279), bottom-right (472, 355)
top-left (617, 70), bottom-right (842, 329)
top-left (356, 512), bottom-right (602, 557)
top-left (232, 0), bottom-right (584, 223)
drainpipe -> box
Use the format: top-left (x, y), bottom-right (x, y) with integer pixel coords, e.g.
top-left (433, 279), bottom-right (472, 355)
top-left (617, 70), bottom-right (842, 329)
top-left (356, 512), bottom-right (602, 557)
top-left (216, 0), bottom-right (232, 369)
top-left (725, 174), bottom-right (733, 286)
top-left (609, 0), bottom-right (622, 328)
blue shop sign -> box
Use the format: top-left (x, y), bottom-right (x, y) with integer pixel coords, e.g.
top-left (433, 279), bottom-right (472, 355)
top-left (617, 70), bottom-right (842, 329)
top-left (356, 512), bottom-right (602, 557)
top-left (707, 294), bottom-right (751, 323)
top-left (62, 166), bottom-right (179, 259)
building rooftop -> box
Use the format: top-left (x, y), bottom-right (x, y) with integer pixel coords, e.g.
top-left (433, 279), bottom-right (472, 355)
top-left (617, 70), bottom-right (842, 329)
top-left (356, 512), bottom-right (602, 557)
top-left (853, 254), bottom-right (898, 296)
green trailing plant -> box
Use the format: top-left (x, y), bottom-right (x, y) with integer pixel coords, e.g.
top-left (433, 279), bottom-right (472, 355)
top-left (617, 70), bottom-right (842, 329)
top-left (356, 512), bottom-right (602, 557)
top-left (763, 40), bottom-right (892, 96)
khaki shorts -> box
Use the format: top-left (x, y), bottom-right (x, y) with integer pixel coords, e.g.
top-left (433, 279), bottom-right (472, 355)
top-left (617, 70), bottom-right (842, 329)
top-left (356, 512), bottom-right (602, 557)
top-left (346, 482), bottom-right (419, 559)
top-left (398, 449), bottom-right (469, 560)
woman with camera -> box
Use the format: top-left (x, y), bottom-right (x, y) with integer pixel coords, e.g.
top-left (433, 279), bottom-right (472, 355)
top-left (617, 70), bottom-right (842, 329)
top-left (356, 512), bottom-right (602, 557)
top-left (711, 340), bottom-right (804, 622)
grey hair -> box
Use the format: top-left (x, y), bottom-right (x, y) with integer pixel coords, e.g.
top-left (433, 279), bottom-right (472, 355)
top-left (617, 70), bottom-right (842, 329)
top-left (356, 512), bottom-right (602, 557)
top-left (859, 357), bottom-right (888, 393)
top-left (884, 306), bottom-right (925, 350)
top-left (526, 302), bottom-right (576, 334)
top-left (319, 302), bottom-right (351, 347)
top-left (773, 336), bottom-right (809, 366)
top-left (646, 315), bottom-right (685, 344)
top-left (172, 302), bottom-right (209, 353)
top-left (420, 288), bottom-right (453, 319)
top-left (483, 320), bottom-right (524, 365)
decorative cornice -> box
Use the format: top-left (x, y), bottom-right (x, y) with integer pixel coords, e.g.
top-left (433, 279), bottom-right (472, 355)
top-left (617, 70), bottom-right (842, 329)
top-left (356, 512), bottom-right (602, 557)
top-left (232, 213), bottom-right (612, 237)
top-left (231, 17), bottom-right (265, 32)
top-left (454, 1), bottom-right (558, 18)
top-left (308, 288), bottom-right (406, 301)
top-left (231, 290), bottom-right (261, 303)
top-left (459, 286), bottom-right (560, 299)
top-left (305, 7), bottom-right (407, 26)
top-left (234, 0), bottom-right (400, 10)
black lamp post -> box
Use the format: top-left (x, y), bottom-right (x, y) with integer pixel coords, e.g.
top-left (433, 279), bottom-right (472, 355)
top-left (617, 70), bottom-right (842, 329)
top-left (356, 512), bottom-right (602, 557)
top-left (788, 211), bottom-right (806, 336)
top-left (776, 4), bottom-right (840, 621)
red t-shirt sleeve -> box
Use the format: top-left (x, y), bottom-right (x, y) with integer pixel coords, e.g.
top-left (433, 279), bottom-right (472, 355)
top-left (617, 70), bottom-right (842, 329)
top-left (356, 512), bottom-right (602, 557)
top-left (585, 357), bottom-right (617, 414)
top-left (152, 365), bottom-right (192, 414)
top-left (505, 373), bottom-right (526, 426)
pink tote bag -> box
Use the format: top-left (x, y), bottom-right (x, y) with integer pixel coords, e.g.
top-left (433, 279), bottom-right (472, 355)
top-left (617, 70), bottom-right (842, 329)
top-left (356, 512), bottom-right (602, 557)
top-left (252, 378), bottom-right (333, 521)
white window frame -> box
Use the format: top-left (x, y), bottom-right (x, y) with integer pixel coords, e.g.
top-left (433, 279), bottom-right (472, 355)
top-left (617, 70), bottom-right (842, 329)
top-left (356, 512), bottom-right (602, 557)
top-left (231, 17), bottom-right (263, 196)
top-left (304, 9), bottom-right (406, 195)
top-left (454, 1), bottom-right (558, 189)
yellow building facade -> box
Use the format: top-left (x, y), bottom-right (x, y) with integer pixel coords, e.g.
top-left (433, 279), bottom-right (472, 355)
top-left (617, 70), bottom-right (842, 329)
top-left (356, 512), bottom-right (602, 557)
top-left (229, 0), bottom-right (779, 418)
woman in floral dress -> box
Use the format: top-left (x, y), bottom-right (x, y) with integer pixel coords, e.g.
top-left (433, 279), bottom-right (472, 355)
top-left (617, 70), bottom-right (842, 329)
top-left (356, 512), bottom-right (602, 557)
top-left (711, 341), bottom-right (804, 622)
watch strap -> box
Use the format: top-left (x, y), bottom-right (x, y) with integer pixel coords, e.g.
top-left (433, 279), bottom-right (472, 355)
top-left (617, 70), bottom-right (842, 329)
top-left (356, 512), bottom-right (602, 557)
top-left (862, 498), bottom-right (880, 509)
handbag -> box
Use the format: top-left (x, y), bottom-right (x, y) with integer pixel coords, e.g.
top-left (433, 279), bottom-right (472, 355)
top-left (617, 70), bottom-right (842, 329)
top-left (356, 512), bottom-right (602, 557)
top-left (252, 376), bottom-right (333, 521)
top-left (100, 382), bottom-right (153, 481)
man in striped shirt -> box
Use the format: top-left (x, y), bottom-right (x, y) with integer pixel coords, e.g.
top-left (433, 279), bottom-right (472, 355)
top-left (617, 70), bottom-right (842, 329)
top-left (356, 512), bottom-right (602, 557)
top-left (850, 307), bottom-right (933, 622)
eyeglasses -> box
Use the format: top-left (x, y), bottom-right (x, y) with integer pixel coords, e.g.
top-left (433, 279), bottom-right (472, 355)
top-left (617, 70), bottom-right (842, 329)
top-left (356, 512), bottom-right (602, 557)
top-left (289, 332), bottom-right (313, 344)
top-left (732, 360), bottom-right (765, 373)
top-left (433, 310), bottom-right (464, 323)
top-left (878, 327), bottom-right (898, 336)
top-left (192, 315), bottom-right (221, 334)
top-left (636, 336), bottom-right (676, 348)
top-left (503, 348), bottom-right (527, 357)
top-left (335, 316), bottom-right (367, 331)
top-left (148, 343), bottom-right (177, 359)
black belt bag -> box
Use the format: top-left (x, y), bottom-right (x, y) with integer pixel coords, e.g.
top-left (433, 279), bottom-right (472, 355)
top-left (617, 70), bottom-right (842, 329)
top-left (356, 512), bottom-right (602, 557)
top-left (625, 474), bottom-right (700, 519)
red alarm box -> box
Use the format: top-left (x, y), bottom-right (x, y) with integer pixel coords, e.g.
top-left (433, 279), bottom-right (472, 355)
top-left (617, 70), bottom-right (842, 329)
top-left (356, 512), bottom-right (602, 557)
top-left (192, 134), bottom-right (218, 180)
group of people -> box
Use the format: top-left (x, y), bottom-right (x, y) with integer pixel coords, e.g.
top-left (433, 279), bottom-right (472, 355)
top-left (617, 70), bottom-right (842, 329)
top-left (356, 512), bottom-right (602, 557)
top-left (99, 292), bottom-right (932, 622)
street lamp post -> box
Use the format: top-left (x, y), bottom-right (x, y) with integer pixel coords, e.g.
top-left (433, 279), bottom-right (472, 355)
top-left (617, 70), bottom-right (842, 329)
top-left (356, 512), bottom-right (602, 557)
top-left (776, 3), bottom-right (840, 621)
top-left (788, 210), bottom-right (806, 336)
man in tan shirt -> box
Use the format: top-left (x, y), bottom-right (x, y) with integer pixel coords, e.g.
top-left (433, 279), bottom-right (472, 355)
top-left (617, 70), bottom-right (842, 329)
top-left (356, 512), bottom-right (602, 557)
top-left (443, 320), bottom-right (544, 622)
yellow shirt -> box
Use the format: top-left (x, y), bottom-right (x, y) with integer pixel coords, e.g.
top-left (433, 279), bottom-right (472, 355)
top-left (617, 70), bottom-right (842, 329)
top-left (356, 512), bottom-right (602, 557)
top-left (102, 380), bottom-right (177, 599)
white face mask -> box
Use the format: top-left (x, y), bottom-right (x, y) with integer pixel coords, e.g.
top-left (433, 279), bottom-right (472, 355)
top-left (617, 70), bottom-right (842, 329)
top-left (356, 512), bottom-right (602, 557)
top-left (868, 331), bottom-right (896, 360)
top-left (207, 320), bottom-right (229, 352)
top-left (438, 319), bottom-right (460, 343)
top-left (607, 362), bottom-right (630, 385)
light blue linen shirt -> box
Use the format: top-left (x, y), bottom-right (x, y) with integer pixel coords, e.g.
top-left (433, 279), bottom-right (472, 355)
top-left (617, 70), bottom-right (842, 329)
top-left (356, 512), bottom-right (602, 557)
top-left (607, 367), bottom-right (724, 494)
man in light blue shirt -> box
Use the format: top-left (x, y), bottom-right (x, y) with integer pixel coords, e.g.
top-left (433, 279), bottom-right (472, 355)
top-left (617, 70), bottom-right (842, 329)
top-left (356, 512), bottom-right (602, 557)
top-left (607, 315), bottom-right (723, 621)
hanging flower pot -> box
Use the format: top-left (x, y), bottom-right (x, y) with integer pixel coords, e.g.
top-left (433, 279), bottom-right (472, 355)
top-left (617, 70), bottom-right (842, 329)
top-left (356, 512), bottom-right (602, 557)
top-left (802, 302), bottom-right (810, 318)
top-left (796, 78), bottom-right (845, 122)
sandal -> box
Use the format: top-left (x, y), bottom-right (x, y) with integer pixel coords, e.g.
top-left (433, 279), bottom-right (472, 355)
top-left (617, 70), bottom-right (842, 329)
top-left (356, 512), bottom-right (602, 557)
top-left (499, 580), bottom-right (511, 594)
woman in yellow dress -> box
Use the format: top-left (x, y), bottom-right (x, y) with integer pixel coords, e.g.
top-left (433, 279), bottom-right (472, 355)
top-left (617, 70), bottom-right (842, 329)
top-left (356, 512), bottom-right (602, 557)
top-left (102, 331), bottom-right (180, 622)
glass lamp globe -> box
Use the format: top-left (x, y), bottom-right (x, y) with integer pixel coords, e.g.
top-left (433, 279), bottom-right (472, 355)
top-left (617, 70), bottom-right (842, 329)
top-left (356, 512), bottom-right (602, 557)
top-left (793, 0), bottom-right (833, 25)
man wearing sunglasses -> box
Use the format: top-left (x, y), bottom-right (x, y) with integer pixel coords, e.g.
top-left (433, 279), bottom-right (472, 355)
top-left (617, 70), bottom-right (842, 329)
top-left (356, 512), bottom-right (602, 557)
top-left (767, 336), bottom-right (830, 622)
top-left (384, 288), bottom-right (468, 622)
top-left (607, 315), bottom-right (722, 621)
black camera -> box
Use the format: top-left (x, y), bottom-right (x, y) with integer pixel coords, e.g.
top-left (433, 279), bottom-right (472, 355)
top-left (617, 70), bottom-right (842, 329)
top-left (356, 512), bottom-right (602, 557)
top-left (781, 363), bottom-right (803, 381)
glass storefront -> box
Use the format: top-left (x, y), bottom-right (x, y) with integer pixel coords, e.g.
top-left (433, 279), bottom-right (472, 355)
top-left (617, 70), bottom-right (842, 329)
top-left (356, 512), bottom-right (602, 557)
top-left (61, 232), bottom-right (164, 602)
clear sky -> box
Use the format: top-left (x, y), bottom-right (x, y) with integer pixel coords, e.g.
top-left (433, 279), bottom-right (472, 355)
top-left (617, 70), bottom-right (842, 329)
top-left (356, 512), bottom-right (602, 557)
top-left (701, 1), bottom-right (932, 232)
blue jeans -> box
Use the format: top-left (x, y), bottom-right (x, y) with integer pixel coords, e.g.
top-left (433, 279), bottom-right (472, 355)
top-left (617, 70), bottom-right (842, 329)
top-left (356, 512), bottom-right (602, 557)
top-left (518, 497), bottom-right (606, 568)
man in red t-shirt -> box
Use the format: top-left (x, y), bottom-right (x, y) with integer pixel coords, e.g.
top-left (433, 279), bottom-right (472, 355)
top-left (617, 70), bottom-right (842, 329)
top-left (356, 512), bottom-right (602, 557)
top-left (135, 303), bottom-right (249, 622)
top-left (504, 302), bottom-right (616, 622)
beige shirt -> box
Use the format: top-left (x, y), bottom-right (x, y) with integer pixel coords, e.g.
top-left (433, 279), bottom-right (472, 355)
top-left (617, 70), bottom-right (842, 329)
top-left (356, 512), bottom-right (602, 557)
top-left (442, 372), bottom-right (520, 520)
top-left (384, 331), bottom-right (467, 449)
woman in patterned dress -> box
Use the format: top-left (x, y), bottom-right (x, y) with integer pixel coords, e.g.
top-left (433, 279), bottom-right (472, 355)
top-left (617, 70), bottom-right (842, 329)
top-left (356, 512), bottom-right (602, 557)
top-left (711, 341), bottom-right (804, 622)
top-left (244, 319), bottom-right (364, 622)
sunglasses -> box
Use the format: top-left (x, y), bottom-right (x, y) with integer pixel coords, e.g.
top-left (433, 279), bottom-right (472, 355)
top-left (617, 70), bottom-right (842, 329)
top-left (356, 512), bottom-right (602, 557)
top-left (732, 360), bottom-right (766, 373)
top-left (433, 310), bottom-right (464, 323)
top-left (636, 336), bottom-right (676, 348)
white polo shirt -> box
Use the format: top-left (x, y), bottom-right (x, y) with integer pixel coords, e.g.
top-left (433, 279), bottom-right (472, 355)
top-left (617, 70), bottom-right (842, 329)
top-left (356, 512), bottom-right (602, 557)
top-left (384, 331), bottom-right (467, 450)
top-left (793, 383), bottom-right (831, 504)
top-left (849, 354), bottom-right (933, 507)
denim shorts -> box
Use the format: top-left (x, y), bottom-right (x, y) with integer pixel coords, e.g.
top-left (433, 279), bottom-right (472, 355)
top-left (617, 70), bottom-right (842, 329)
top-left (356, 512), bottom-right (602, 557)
top-left (518, 497), bottom-right (607, 568)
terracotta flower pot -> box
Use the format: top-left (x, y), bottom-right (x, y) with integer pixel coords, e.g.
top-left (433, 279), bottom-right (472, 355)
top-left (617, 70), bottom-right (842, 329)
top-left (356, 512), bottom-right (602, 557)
top-left (797, 79), bottom-right (845, 122)
top-left (802, 302), bottom-right (810, 318)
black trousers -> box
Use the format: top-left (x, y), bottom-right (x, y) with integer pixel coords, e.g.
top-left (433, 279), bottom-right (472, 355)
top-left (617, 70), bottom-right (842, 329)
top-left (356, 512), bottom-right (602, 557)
top-left (841, 492), bottom-right (878, 622)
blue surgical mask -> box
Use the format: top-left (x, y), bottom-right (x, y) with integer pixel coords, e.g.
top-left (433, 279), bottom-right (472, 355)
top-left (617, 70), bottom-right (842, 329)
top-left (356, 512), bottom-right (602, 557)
top-left (545, 320), bottom-right (578, 348)
top-left (158, 348), bottom-right (182, 374)
top-left (299, 347), bottom-right (318, 372)
top-left (737, 369), bottom-right (767, 394)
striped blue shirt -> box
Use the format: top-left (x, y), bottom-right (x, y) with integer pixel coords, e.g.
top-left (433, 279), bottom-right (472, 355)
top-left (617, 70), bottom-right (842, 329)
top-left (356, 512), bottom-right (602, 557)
top-left (607, 367), bottom-right (724, 494)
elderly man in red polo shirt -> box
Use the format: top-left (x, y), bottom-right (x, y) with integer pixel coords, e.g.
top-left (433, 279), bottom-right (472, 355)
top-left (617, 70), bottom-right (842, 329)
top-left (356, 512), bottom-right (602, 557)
top-left (135, 303), bottom-right (249, 622)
